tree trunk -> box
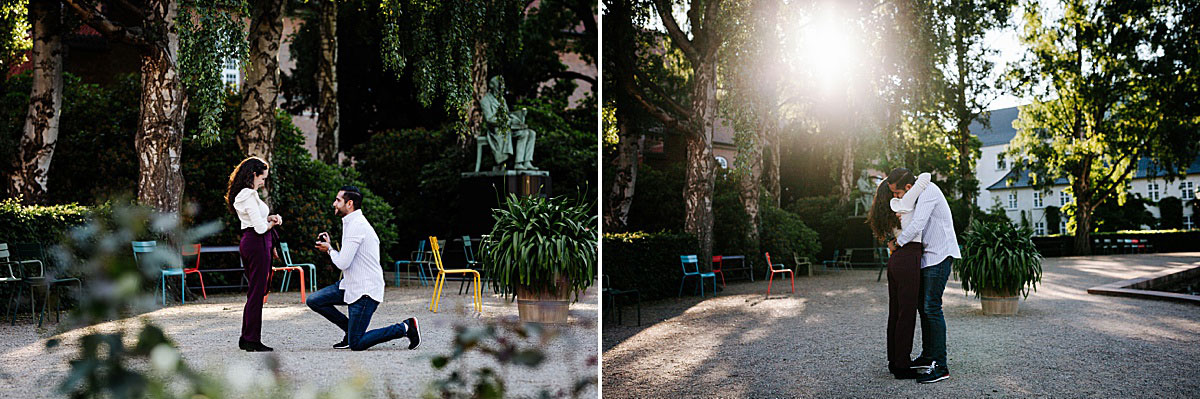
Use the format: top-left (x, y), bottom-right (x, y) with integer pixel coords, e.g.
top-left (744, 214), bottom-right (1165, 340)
top-left (238, 0), bottom-right (286, 171)
top-left (315, 0), bottom-right (339, 164)
top-left (762, 124), bottom-right (780, 206)
top-left (740, 121), bottom-right (763, 246)
top-left (10, 1), bottom-right (63, 204)
top-left (604, 111), bottom-right (642, 232)
top-left (467, 37), bottom-right (489, 138)
top-left (684, 59), bottom-right (717, 273)
top-left (953, 11), bottom-right (975, 214)
top-left (840, 136), bottom-right (855, 202)
top-left (136, 0), bottom-right (187, 214)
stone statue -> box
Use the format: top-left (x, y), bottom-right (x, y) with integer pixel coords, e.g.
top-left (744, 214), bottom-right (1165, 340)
top-left (855, 170), bottom-right (876, 216)
top-left (480, 76), bottom-right (537, 171)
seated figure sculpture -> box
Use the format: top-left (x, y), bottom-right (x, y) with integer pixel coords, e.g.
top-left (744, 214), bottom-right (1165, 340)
top-left (480, 76), bottom-right (536, 171)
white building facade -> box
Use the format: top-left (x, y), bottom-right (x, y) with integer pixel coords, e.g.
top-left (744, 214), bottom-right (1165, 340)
top-left (971, 106), bottom-right (1200, 235)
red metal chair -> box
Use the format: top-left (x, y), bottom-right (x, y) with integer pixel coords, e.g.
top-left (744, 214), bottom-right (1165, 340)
top-left (763, 252), bottom-right (794, 297)
top-left (712, 255), bottom-right (726, 287)
top-left (181, 244), bottom-right (207, 299)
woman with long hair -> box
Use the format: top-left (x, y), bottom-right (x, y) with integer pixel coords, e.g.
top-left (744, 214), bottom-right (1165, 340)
top-left (225, 157), bottom-right (282, 352)
top-left (866, 171), bottom-right (929, 379)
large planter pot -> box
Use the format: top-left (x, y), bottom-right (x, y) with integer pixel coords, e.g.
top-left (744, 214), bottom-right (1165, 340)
top-left (516, 283), bottom-right (572, 324)
top-left (980, 288), bottom-right (1020, 315)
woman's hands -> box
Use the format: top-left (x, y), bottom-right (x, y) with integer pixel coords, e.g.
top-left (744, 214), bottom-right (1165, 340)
top-left (268, 214), bottom-right (283, 226)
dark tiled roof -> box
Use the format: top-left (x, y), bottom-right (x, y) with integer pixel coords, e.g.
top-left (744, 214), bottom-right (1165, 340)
top-left (969, 106), bottom-right (1020, 147)
top-left (987, 157), bottom-right (1200, 190)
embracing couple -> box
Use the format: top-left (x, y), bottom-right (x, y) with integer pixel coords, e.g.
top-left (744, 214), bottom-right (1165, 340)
top-left (867, 168), bottom-right (960, 384)
top-left (224, 156), bottom-right (421, 352)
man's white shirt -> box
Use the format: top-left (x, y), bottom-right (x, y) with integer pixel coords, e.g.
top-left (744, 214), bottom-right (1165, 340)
top-left (895, 182), bottom-right (962, 268)
top-left (328, 210), bottom-right (385, 304)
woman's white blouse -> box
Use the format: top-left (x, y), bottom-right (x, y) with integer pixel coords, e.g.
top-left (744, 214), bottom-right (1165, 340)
top-left (234, 188), bottom-right (271, 234)
top-left (889, 172), bottom-right (931, 244)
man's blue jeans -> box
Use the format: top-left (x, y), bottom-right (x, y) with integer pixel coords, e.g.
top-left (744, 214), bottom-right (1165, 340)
top-left (918, 257), bottom-right (953, 368)
top-left (306, 281), bottom-right (406, 351)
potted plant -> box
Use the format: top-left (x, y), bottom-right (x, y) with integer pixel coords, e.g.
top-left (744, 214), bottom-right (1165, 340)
top-left (955, 219), bottom-right (1043, 315)
top-left (482, 194), bottom-right (596, 323)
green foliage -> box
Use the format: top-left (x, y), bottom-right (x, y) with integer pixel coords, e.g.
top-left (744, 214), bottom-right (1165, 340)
top-left (175, 0), bottom-right (250, 144)
top-left (380, 0), bottom-right (525, 127)
top-left (785, 196), bottom-right (852, 258)
top-left (712, 168), bottom-right (755, 258)
top-left (625, 163), bottom-right (684, 233)
top-left (426, 321), bottom-right (595, 399)
top-left (1092, 194), bottom-right (1155, 232)
top-left (0, 197), bottom-right (93, 245)
top-left (519, 96), bottom-right (598, 197)
top-left (1158, 197), bottom-right (1183, 230)
top-left (482, 194), bottom-right (596, 303)
top-left (602, 231), bottom-right (697, 301)
top-left (0, 0), bottom-right (28, 71)
top-left (955, 219), bottom-right (1043, 299)
top-left (270, 111), bottom-right (399, 279)
top-left (0, 73), bottom-right (141, 204)
top-left (758, 204), bottom-right (821, 268)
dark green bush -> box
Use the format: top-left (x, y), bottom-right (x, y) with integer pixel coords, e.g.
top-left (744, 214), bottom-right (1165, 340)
top-left (712, 168), bottom-right (755, 259)
top-left (519, 96), bottom-right (597, 198)
top-left (0, 198), bottom-right (94, 246)
top-left (602, 231), bottom-right (698, 301)
top-left (1158, 196), bottom-right (1183, 229)
top-left (626, 163), bottom-right (684, 233)
top-left (758, 204), bottom-right (820, 271)
top-left (785, 195), bottom-right (851, 259)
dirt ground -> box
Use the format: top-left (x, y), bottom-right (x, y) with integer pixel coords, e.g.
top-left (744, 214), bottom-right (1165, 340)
top-left (0, 280), bottom-right (599, 398)
top-left (602, 253), bottom-right (1200, 398)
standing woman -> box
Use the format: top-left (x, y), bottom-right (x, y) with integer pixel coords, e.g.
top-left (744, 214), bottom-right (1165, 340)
top-left (866, 176), bottom-right (925, 379)
top-left (225, 157), bottom-right (283, 352)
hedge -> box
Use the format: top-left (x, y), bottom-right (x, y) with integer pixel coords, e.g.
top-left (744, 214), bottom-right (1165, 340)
top-left (0, 198), bottom-right (95, 247)
top-left (603, 231), bottom-right (698, 301)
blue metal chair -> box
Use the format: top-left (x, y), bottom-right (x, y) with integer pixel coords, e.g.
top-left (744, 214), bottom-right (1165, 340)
top-left (821, 249), bottom-right (845, 272)
top-left (394, 240), bottom-right (429, 286)
top-left (678, 255), bottom-right (717, 297)
top-left (133, 241), bottom-right (186, 306)
top-left (278, 243), bottom-right (317, 293)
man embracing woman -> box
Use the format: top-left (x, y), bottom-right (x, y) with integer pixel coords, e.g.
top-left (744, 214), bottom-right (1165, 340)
top-left (866, 168), bottom-right (960, 384)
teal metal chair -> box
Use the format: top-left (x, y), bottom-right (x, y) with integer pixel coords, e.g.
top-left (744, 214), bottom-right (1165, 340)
top-left (278, 243), bottom-right (317, 293)
top-left (875, 247), bottom-right (890, 282)
top-left (678, 255), bottom-right (717, 297)
top-left (459, 236), bottom-right (484, 294)
top-left (13, 242), bottom-right (81, 326)
top-left (133, 241), bottom-right (186, 306)
top-left (394, 240), bottom-right (429, 286)
top-left (0, 243), bottom-right (29, 325)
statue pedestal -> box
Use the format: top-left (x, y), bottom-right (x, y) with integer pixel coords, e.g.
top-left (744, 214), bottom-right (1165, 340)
top-left (458, 170), bottom-right (552, 236)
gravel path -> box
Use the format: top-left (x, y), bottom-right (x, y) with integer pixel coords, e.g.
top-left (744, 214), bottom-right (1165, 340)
top-left (602, 253), bottom-right (1200, 398)
top-left (0, 281), bottom-right (598, 398)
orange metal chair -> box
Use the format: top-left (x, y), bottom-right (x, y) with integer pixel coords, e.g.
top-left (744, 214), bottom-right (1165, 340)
top-left (763, 252), bottom-right (794, 297)
top-left (181, 244), bottom-right (207, 299)
top-left (264, 246), bottom-right (306, 303)
top-left (428, 236), bottom-right (481, 313)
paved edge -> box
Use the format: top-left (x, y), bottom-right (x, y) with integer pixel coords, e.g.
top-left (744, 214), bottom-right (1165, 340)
top-left (1086, 264), bottom-right (1200, 304)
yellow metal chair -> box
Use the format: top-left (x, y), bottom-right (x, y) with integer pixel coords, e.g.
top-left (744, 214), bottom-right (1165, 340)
top-left (428, 236), bottom-right (482, 313)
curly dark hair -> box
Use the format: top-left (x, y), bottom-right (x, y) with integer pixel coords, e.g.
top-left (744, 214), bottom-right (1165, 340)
top-left (224, 157), bottom-right (269, 214)
top-left (866, 180), bottom-right (901, 244)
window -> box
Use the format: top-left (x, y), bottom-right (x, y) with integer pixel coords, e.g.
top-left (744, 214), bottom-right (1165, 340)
top-left (996, 156), bottom-right (1006, 171)
top-left (1033, 192), bottom-right (1043, 208)
top-left (1181, 181), bottom-right (1195, 200)
top-left (1034, 222), bottom-right (1045, 236)
top-left (1186, 216), bottom-right (1195, 230)
top-left (1060, 191), bottom-right (1071, 206)
top-left (1007, 192), bottom-right (1018, 209)
top-left (715, 156), bottom-right (728, 169)
top-left (1060, 220), bottom-right (1068, 234)
top-left (1147, 182), bottom-right (1160, 202)
top-left (221, 58), bottom-right (240, 89)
